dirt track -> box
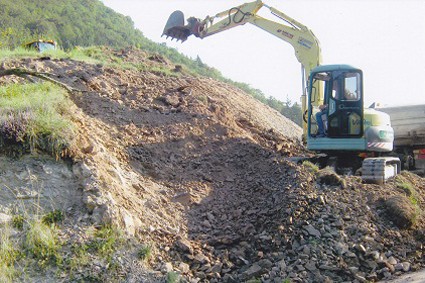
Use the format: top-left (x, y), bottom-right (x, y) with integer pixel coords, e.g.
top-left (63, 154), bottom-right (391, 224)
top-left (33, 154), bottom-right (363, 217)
top-left (1, 48), bottom-right (425, 282)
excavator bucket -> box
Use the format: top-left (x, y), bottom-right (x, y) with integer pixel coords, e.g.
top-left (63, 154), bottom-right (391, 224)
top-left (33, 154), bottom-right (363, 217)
top-left (163, 11), bottom-right (197, 42)
top-left (163, 11), bottom-right (190, 42)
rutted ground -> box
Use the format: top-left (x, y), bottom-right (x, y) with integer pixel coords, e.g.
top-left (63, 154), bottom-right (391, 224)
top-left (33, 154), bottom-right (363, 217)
top-left (0, 48), bottom-right (424, 282)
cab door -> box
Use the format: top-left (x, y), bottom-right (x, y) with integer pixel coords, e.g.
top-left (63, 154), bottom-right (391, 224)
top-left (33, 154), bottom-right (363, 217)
top-left (327, 72), bottom-right (363, 138)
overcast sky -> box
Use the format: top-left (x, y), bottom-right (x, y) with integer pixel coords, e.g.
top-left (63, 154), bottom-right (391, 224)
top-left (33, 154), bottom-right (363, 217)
top-left (102, 0), bottom-right (425, 107)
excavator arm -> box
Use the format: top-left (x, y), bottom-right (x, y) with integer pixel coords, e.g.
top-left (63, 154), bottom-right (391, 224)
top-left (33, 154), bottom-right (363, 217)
top-left (163, 0), bottom-right (323, 138)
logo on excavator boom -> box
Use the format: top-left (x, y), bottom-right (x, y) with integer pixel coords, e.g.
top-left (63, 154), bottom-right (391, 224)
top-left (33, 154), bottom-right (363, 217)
top-left (277, 29), bottom-right (294, 39)
top-left (298, 37), bottom-right (313, 49)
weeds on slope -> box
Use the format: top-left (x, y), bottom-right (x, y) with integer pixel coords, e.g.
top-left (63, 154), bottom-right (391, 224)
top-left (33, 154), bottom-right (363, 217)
top-left (0, 82), bottom-right (75, 158)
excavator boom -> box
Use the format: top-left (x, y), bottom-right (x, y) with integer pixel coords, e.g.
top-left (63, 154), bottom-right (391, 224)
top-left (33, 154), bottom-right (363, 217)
top-left (163, 0), bottom-right (322, 139)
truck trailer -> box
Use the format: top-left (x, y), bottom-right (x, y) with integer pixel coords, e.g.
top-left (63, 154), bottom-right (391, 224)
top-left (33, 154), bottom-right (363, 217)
top-left (379, 104), bottom-right (425, 175)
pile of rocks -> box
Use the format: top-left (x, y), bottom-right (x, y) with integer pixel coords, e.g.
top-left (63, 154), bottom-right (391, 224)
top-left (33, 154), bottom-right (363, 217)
top-left (158, 166), bottom-right (424, 282)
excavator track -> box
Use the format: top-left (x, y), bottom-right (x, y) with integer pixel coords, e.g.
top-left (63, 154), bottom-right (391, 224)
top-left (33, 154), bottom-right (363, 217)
top-left (361, 157), bottom-right (401, 184)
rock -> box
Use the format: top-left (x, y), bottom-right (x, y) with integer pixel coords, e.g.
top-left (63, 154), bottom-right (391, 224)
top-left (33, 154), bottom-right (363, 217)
top-left (367, 250), bottom-right (380, 260)
top-left (304, 224), bottom-right (321, 238)
top-left (121, 209), bottom-right (136, 236)
top-left (387, 256), bottom-right (398, 265)
top-left (209, 263), bottom-right (223, 274)
top-left (222, 274), bottom-right (236, 282)
top-left (206, 212), bottom-right (215, 222)
top-left (401, 262), bottom-right (411, 272)
top-left (194, 253), bottom-right (210, 264)
top-left (277, 259), bottom-right (287, 271)
top-left (316, 167), bottom-right (345, 186)
top-left (257, 259), bottom-right (273, 269)
top-left (354, 274), bottom-right (367, 282)
top-left (175, 238), bottom-right (193, 254)
top-left (354, 244), bottom-right (367, 254)
top-left (178, 262), bottom-right (190, 274)
top-left (394, 263), bottom-right (404, 271)
top-left (162, 262), bottom-right (173, 273)
top-left (345, 251), bottom-right (357, 258)
top-left (172, 192), bottom-right (193, 206)
top-left (305, 262), bottom-right (317, 272)
top-left (165, 95), bottom-right (180, 107)
top-left (194, 271), bottom-right (206, 279)
top-left (334, 241), bottom-right (349, 255)
top-left (242, 264), bottom-right (262, 280)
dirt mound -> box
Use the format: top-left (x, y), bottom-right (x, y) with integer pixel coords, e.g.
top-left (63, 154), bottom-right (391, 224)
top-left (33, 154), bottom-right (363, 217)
top-left (1, 48), bottom-right (425, 282)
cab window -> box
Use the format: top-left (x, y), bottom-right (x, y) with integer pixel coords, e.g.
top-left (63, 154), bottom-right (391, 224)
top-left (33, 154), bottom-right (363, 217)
top-left (342, 73), bottom-right (361, 101)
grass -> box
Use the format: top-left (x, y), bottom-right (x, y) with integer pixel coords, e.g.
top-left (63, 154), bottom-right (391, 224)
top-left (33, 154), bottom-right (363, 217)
top-left (42, 210), bottom-right (64, 225)
top-left (0, 228), bottom-right (20, 283)
top-left (66, 243), bottom-right (90, 275)
top-left (395, 175), bottom-right (419, 206)
top-left (0, 82), bottom-right (75, 158)
top-left (166, 271), bottom-right (180, 283)
top-left (0, 214), bottom-right (128, 282)
top-left (67, 46), bottom-right (112, 65)
top-left (137, 244), bottom-right (152, 261)
top-left (24, 220), bottom-right (61, 268)
top-left (12, 215), bottom-right (25, 230)
top-left (0, 47), bottom-right (40, 59)
top-left (302, 160), bottom-right (320, 174)
top-left (88, 224), bottom-right (124, 259)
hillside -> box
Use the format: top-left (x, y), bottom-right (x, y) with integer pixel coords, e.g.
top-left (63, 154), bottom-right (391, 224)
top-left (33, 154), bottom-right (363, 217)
top-left (0, 0), bottom-right (302, 126)
top-left (0, 49), bottom-right (425, 282)
top-left (0, 0), bottom-right (144, 49)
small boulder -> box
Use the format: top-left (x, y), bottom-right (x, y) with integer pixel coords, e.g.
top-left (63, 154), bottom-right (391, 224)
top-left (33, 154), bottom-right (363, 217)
top-left (316, 167), bottom-right (346, 187)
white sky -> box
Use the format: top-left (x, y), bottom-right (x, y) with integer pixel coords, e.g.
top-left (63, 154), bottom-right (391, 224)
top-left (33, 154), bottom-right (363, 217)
top-left (102, 0), bottom-right (425, 107)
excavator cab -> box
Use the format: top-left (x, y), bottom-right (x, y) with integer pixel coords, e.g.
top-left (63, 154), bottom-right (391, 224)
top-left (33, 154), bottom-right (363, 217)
top-left (23, 39), bottom-right (57, 53)
top-left (307, 65), bottom-right (366, 151)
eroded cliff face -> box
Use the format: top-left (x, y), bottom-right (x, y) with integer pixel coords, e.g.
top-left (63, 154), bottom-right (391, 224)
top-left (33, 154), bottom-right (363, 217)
top-left (1, 48), bottom-right (424, 282)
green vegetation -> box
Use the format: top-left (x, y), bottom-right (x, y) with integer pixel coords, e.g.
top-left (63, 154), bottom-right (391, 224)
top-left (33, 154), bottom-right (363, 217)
top-left (303, 160), bottom-right (320, 174)
top-left (0, 211), bottom-right (129, 282)
top-left (0, 228), bottom-right (20, 282)
top-left (24, 221), bottom-right (61, 267)
top-left (0, 0), bottom-right (143, 50)
top-left (88, 224), bottom-right (124, 259)
top-left (66, 243), bottom-right (90, 275)
top-left (42, 210), bottom-right (64, 225)
top-left (395, 175), bottom-right (419, 206)
top-left (12, 215), bottom-right (25, 230)
top-left (0, 82), bottom-right (75, 158)
top-left (166, 271), bottom-right (180, 283)
top-left (137, 244), bottom-right (152, 261)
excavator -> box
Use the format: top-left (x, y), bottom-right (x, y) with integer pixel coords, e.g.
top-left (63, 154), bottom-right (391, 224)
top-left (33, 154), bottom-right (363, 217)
top-left (162, 0), bottom-right (400, 183)
top-left (23, 39), bottom-right (57, 53)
